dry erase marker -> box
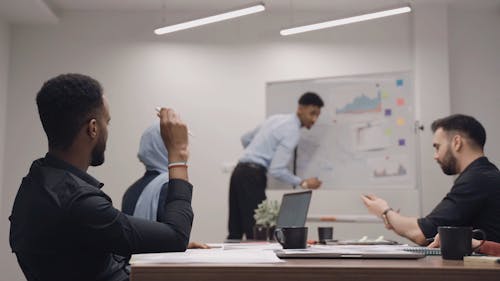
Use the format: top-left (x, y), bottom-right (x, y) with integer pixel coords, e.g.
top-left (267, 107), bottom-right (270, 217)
top-left (155, 107), bottom-right (195, 137)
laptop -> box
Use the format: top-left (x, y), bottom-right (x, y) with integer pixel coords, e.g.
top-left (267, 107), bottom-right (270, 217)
top-left (275, 190), bottom-right (312, 228)
top-left (224, 191), bottom-right (312, 244)
top-left (275, 245), bottom-right (425, 259)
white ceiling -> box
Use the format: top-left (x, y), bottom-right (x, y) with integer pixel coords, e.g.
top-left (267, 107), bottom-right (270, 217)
top-left (0, 0), bottom-right (58, 24)
top-left (0, 0), bottom-right (499, 24)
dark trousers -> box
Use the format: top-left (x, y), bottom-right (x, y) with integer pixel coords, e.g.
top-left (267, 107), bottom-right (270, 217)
top-left (227, 162), bottom-right (267, 240)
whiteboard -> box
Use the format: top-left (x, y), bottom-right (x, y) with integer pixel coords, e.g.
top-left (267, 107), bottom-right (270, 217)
top-left (266, 72), bottom-right (417, 190)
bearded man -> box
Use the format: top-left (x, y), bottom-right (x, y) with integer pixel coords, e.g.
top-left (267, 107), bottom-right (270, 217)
top-left (9, 73), bottom-right (193, 281)
top-left (362, 114), bottom-right (500, 245)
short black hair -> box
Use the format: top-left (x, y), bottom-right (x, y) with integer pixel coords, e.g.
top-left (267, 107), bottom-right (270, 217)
top-left (36, 73), bottom-right (104, 150)
top-left (431, 114), bottom-right (486, 149)
top-left (298, 92), bottom-right (324, 107)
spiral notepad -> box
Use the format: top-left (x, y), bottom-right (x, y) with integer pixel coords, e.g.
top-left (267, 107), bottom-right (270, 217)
top-left (402, 247), bottom-right (441, 256)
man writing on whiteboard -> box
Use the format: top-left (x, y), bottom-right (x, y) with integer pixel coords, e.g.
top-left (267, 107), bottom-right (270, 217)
top-left (227, 92), bottom-right (324, 240)
top-left (362, 114), bottom-right (500, 245)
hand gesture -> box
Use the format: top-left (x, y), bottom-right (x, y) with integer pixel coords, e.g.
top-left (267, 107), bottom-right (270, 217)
top-left (304, 177), bottom-right (322, 189)
top-left (361, 194), bottom-right (390, 217)
top-left (157, 108), bottom-right (189, 163)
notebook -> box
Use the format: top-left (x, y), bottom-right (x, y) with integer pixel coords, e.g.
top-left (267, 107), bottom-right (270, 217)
top-left (402, 247), bottom-right (485, 257)
top-left (275, 245), bottom-right (425, 259)
top-left (402, 247), bottom-right (441, 256)
top-left (275, 190), bottom-right (312, 228)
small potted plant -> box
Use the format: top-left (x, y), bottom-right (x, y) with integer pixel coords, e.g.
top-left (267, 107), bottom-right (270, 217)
top-left (253, 199), bottom-right (279, 241)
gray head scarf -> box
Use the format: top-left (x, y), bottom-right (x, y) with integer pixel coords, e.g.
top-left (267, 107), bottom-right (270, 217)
top-left (133, 121), bottom-right (169, 220)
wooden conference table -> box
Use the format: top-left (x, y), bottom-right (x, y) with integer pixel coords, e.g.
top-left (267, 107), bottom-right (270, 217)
top-left (131, 255), bottom-right (500, 281)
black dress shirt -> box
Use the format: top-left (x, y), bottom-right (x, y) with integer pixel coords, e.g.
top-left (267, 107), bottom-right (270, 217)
top-left (418, 157), bottom-right (500, 242)
top-left (9, 153), bottom-right (193, 281)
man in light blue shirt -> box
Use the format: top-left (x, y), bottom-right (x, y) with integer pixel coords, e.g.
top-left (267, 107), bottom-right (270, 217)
top-left (228, 92), bottom-right (324, 240)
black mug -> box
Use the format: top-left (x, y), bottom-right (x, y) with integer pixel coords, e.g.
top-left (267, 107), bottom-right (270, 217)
top-left (317, 226), bottom-right (334, 243)
top-left (438, 226), bottom-right (486, 260)
top-left (274, 227), bottom-right (308, 249)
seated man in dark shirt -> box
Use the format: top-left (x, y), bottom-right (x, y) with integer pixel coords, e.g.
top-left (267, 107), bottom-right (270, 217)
top-left (9, 73), bottom-right (194, 281)
top-left (362, 114), bottom-right (500, 245)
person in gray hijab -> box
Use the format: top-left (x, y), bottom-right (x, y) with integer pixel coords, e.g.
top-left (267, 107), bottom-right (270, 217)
top-left (122, 121), bottom-right (208, 248)
top-left (122, 121), bottom-right (170, 220)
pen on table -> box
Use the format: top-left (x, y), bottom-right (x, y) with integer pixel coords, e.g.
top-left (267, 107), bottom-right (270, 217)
top-left (155, 107), bottom-right (195, 137)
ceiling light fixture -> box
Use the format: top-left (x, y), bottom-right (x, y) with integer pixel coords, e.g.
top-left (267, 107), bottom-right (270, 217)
top-left (154, 3), bottom-right (266, 35)
top-left (280, 6), bottom-right (412, 36)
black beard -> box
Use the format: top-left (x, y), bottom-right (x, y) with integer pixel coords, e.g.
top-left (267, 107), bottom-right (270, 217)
top-left (90, 141), bottom-right (105, 167)
top-left (440, 149), bottom-right (458, 175)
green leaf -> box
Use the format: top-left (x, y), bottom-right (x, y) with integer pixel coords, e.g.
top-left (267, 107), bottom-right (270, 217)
top-left (253, 199), bottom-right (280, 227)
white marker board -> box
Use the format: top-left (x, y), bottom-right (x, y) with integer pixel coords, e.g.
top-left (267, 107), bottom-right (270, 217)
top-left (266, 72), bottom-right (417, 191)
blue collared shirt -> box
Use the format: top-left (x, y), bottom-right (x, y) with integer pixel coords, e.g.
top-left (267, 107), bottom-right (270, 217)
top-left (239, 114), bottom-right (302, 186)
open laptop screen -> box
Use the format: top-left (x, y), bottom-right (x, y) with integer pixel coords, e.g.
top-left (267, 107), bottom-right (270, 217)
top-left (276, 190), bottom-right (312, 228)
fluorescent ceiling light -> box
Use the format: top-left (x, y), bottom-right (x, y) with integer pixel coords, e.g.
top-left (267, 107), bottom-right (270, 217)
top-left (154, 3), bottom-right (265, 35)
top-left (280, 6), bottom-right (411, 36)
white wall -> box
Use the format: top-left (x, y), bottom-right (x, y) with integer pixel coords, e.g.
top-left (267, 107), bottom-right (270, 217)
top-left (0, 18), bottom-right (12, 281)
top-left (413, 2), bottom-right (453, 215)
top-left (449, 5), bottom-right (500, 165)
top-left (0, 20), bottom-right (9, 212)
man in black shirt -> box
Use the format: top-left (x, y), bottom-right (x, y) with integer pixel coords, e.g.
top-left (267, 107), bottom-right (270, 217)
top-left (362, 114), bottom-right (500, 245)
top-left (9, 73), bottom-right (193, 281)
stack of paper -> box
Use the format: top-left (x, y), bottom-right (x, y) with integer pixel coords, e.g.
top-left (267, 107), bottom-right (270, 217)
top-left (130, 243), bottom-right (283, 264)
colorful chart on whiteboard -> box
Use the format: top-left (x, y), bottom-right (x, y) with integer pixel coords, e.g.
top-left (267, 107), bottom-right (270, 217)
top-left (266, 72), bottom-right (416, 190)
